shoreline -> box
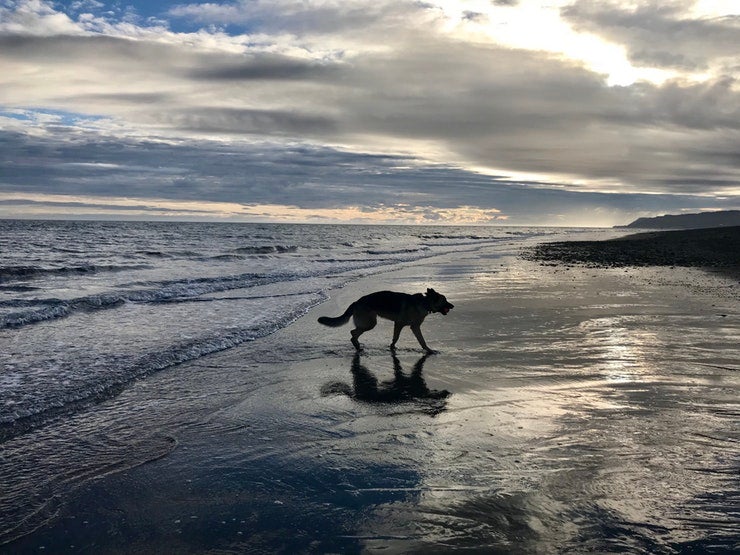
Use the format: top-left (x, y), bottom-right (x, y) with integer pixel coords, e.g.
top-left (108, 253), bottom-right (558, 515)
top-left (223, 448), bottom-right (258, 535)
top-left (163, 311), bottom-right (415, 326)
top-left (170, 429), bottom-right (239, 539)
top-left (3, 240), bottom-right (738, 553)
top-left (524, 226), bottom-right (740, 279)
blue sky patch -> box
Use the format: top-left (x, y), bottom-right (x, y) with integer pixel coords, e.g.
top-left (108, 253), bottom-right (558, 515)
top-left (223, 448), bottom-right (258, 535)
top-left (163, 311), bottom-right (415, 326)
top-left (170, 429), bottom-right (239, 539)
top-left (1, 108), bottom-right (105, 126)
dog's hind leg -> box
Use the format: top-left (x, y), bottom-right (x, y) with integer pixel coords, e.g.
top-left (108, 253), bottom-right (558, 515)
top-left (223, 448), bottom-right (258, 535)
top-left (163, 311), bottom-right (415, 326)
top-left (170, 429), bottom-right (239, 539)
top-left (351, 311), bottom-right (376, 351)
top-left (350, 329), bottom-right (362, 351)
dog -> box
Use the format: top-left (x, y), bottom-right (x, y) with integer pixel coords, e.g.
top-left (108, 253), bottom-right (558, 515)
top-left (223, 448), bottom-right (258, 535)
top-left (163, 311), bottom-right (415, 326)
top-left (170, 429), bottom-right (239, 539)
top-left (318, 288), bottom-right (453, 352)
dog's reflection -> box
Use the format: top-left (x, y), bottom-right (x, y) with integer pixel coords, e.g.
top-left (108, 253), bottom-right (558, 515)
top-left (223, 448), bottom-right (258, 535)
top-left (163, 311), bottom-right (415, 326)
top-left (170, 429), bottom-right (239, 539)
top-left (321, 353), bottom-right (450, 415)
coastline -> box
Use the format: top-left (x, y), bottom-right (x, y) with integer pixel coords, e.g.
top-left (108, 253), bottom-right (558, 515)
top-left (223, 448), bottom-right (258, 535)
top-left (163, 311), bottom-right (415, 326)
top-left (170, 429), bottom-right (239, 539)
top-left (3, 237), bottom-right (738, 553)
top-left (524, 226), bottom-right (740, 279)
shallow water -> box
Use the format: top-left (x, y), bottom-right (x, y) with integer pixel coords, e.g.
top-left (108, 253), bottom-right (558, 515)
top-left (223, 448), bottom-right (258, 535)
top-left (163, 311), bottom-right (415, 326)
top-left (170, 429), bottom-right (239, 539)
top-left (2, 228), bottom-right (738, 553)
top-left (1, 220), bottom-right (568, 440)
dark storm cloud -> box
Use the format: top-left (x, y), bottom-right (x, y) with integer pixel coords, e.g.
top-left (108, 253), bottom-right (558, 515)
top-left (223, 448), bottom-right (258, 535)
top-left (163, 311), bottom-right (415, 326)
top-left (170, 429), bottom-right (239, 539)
top-left (562, 1), bottom-right (740, 71)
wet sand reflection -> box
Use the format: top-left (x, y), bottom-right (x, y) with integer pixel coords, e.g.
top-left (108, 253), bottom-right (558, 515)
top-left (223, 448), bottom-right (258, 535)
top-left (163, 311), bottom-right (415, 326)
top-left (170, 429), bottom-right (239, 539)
top-left (321, 353), bottom-right (450, 416)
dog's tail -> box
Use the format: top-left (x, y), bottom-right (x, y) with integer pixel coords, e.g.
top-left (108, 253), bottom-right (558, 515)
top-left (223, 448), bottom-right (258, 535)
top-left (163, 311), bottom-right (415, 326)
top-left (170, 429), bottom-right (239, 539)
top-left (318, 303), bottom-right (355, 327)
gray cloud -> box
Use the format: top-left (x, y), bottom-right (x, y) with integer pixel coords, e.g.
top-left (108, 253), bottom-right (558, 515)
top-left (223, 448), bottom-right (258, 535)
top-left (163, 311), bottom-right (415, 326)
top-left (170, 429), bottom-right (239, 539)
top-left (601, 77), bottom-right (740, 131)
top-left (169, 0), bottom-right (432, 36)
top-left (562, 0), bottom-right (740, 71)
top-left (66, 92), bottom-right (172, 105)
top-left (321, 35), bottom-right (740, 192)
top-left (0, 0), bottom-right (737, 223)
top-left (0, 34), bottom-right (174, 64)
top-left (157, 107), bottom-right (338, 136)
top-left (0, 126), bottom-right (731, 225)
top-left (189, 55), bottom-right (341, 81)
top-left (0, 198), bottom-right (211, 214)
top-left (1, 24), bottom-right (738, 197)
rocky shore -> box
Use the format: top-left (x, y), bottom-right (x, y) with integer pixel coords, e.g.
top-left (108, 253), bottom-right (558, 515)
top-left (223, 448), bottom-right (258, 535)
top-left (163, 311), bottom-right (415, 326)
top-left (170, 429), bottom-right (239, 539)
top-left (525, 226), bottom-right (740, 277)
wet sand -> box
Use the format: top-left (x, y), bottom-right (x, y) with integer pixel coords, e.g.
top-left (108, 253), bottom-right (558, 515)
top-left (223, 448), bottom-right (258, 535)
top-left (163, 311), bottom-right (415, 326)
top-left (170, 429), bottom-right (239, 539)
top-left (3, 239), bottom-right (739, 553)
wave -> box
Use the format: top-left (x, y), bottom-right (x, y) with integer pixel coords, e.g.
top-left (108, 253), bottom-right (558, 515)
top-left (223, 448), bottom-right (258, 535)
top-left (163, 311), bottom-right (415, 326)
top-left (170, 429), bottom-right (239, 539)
top-left (0, 292), bottom-right (325, 441)
top-left (364, 247), bottom-right (428, 256)
top-left (1, 297), bottom-right (125, 328)
top-left (0, 264), bottom-right (150, 282)
top-left (207, 254), bottom-right (245, 261)
top-left (135, 250), bottom-right (169, 258)
top-left (233, 245), bottom-right (298, 255)
top-left (0, 271), bottom-right (281, 329)
top-left (0, 285), bottom-right (40, 292)
top-left (134, 250), bottom-right (202, 259)
top-left (419, 232), bottom-right (547, 249)
top-left (2, 253), bottom-right (387, 328)
top-left (419, 233), bottom-right (488, 240)
top-left (0, 231), bottom-right (543, 330)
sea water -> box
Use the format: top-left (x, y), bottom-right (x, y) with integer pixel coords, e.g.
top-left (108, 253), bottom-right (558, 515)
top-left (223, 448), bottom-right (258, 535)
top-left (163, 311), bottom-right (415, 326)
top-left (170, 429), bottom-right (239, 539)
top-left (2, 221), bottom-right (736, 552)
top-left (0, 220), bottom-right (565, 440)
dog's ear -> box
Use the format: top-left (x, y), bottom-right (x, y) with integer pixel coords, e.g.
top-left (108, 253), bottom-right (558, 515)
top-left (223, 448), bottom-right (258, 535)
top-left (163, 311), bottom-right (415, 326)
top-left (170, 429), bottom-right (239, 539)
top-left (427, 288), bottom-right (436, 295)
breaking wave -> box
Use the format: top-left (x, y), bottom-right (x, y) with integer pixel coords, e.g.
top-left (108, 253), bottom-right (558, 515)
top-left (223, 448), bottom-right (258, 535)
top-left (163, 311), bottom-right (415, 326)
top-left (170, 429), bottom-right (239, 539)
top-left (0, 264), bottom-right (150, 282)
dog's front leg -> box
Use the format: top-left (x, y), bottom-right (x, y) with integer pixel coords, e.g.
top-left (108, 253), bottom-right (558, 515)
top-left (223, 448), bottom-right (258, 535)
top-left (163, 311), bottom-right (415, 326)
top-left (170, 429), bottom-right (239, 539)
top-left (390, 322), bottom-right (404, 351)
top-left (410, 324), bottom-right (436, 354)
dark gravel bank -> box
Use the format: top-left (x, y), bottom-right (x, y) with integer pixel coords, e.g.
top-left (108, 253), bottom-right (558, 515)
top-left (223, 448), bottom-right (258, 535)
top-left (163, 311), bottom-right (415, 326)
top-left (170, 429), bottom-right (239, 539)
top-left (524, 226), bottom-right (740, 277)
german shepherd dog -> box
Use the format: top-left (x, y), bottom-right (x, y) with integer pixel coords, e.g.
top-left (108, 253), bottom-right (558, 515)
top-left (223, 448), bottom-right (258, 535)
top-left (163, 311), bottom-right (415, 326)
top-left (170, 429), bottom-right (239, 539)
top-left (318, 288), bottom-right (454, 352)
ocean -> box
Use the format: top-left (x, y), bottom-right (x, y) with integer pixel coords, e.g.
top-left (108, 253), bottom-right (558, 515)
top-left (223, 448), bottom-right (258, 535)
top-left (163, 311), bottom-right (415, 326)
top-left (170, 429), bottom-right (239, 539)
top-left (0, 220), bottom-right (568, 441)
top-left (2, 220), bottom-right (738, 553)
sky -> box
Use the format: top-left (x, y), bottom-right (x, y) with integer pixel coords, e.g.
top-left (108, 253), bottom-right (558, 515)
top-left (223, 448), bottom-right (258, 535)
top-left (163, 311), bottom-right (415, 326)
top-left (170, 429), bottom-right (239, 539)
top-left (0, 0), bottom-right (738, 226)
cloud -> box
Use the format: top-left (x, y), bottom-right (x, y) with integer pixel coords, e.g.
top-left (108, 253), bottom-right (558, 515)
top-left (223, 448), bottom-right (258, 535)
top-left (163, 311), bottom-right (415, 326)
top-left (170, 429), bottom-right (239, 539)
top-left (168, 0), bottom-right (436, 37)
top-left (562, 0), bottom-right (740, 71)
top-left (1, 122), bottom-right (732, 226)
top-left (0, 192), bottom-right (250, 220)
top-left (0, 0), bottom-right (738, 224)
top-left (0, 0), bottom-right (82, 35)
top-left (188, 54), bottom-right (341, 81)
top-left (0, 197), bottom-right (211, 214)
top-left (3, 17), bottom-right (737, 196)
top-left (156, 107), bottom-right (338, 136)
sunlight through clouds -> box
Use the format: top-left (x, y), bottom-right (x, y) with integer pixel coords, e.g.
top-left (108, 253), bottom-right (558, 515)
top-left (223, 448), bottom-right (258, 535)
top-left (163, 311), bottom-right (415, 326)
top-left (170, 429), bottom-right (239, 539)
top-left (0, 0), bottom-right (737, 223)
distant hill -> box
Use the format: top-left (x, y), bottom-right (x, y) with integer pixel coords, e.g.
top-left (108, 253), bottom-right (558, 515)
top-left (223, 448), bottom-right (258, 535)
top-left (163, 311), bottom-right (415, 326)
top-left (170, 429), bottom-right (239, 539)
top-left (618, 210), bottom-right (740, 229)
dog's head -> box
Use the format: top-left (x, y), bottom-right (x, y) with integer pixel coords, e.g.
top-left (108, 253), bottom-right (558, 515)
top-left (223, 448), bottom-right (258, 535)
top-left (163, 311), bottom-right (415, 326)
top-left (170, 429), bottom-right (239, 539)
top-left (426, 288), bottom-right (454, 315)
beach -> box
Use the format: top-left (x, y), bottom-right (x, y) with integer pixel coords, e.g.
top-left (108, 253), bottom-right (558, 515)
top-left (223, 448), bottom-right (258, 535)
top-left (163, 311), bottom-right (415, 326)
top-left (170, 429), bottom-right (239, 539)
top-left (2, 227), bottom-right (738, 553)
top-left (525, 226), bottom-right (740, 278)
